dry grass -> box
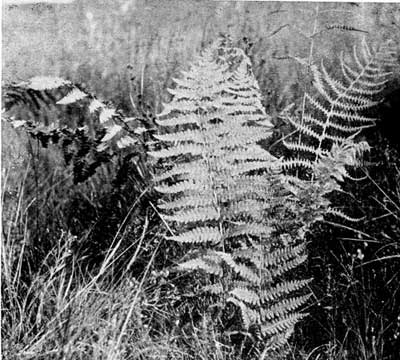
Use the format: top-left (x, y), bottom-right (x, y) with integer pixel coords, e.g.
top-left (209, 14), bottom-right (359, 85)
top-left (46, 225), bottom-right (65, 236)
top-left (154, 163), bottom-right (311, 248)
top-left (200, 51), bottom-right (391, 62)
top-left (2, 1), bottom-right (400, 359)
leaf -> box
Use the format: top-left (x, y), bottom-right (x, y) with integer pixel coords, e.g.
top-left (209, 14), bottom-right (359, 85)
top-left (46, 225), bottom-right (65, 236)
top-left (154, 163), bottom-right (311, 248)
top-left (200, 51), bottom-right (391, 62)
top-left (88, 98), bottom-right (105, 113)
top-left (116, 136), bottom-right (137, 148)
top-left (179, 258), bottom-right (222, 275)
top-left (261, 279), bottom-right (312, 302)
top-left (99, 107), bottom-right (117, 123)
top-left (101, 125), bottom-right (122, 142)
top-left (163, 206), bottom-right (220, 223)
top-left (57, 88), bottom-right (88, 105)
top-left (230, 287), bottom-right (260, 306)
top-left (261, 313), bottom-right (306, 336)
top-left (262, 294), bottom-right (311, 320)
top-left (167, 226), bottom-right (222, 244)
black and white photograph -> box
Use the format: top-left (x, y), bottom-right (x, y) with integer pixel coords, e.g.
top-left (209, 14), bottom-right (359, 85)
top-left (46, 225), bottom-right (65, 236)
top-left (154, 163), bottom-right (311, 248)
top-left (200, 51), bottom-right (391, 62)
top-left (2, 1), bottom-right (400, 359)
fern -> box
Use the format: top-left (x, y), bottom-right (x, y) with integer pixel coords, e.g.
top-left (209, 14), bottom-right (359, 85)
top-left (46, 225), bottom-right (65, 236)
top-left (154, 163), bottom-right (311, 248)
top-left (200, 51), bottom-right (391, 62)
top-left (2, 77), bottom-right (150, 183)
top-left (283, 40), bottom-right (396, 225)
top-left (151, 41), bottom-right (312, 355)
top-left (283, 39), bottom-right (396, 174)
top-left (4, 77), bottom-right (139, 151)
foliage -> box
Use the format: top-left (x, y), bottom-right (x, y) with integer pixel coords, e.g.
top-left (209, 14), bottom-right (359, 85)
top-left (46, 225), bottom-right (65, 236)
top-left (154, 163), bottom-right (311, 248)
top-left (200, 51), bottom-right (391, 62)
top-left (151, 41), bottom-right (301, 356)
top-left (2, 2), bottom-right (400, 358)
top-left (283, 39), bottom-right (397, 174)
top-left (148, 38), bottom-right (393, 357)
top-left (2, 77), bottom-right (166, 284)
top-left (3, 76), bottom-right (151, 184)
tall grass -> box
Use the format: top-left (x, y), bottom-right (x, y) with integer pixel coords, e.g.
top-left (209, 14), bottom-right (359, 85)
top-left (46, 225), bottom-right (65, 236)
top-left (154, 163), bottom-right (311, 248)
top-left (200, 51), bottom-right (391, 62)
top-left (1, 161), bottom-right (241, 359)
top-left (299, 144), bottom-right (400, 360)
top-left (2, 1), bottom-right (400, 359)
top-left (1, 178), bottom-right (180, 360)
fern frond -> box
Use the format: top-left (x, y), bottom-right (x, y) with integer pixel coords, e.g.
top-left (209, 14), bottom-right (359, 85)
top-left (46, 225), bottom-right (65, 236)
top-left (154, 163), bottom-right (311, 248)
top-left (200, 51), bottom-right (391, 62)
top-left (6, 76), bottom-right (139, 156)
top-left (179, 258), bottom-right (222, 276)
top-left (262, 328), bottom-right (294, 353)
top-left (230, 287), bottom-right (260, 306)
top-left (154, 160), bottom-right (206, 181)
top-left (283, 141), bottom-right (328, 156)
top-left (302, 114), bottom-right (325, 128)
top-left (261, 279), bottom-right (312, 302)
top-left (261, 294), bottom-right (311, 320)
top-left (101, 125), bottom-right (123, 142)
top-left (329, 110), bottom-right (376, 123)
top-left (326, 208), bottom-right (365, 222)
top-left (57, 88), bottom-right (88, 105)
top-left (270, 255), bottom-right (308, 278)
top-left (281, 158), bottom-right (314, 170)
top-left (221, 145), bottom-right (276, 162)
top-left (227, 199), bottom-right (266, 220)
top-left (261, 313), bottom-right (306, 336)
top-left (304, 94), bottom-right (329, 116)
top-left (88, 98), bottom-right (105, 113)
top-left (234, 248), bottom-right (262, 267)
top-left (285, 39), bottom-right (395, 179)
top-left (264, 244), bottom-right (306, 268)
top-left (218, 252), bottom-right (261, 284)
top-left (155, 180), bottom-right (208, 194)
top-left (151, 40), bottom-right (318, 353)
top-left (229, 223), bottom-right (273, 238)
top-left (163, 206), bottom-right (219, 223)
top-left (98, 108), bottom-right (117, 124)
top-left (286, 115), bottom-right (323, 141)
top-left (157, 100), bottom-right (199, 116)
top-left (158, 193), bottom-right (214, 210)
top-left (153, 129), bottom-right (204, 143)
top-left (167, 226), bottom-right (222, 244)
top-left (231, 262), bottom-right (261, 285)
top-left (156, 113), bottom-right (202, 127)
top-left (325, 121), bottom-right (373, 133)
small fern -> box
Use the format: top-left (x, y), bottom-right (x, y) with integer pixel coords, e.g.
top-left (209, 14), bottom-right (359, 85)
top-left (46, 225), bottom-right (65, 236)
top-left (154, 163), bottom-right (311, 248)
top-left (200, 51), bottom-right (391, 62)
top-left (5, 77), bottom-right (138, 151)
top-left (283, 39), bottom-right (396, 173)
top-left (2, 77), bottom-right (151, 183)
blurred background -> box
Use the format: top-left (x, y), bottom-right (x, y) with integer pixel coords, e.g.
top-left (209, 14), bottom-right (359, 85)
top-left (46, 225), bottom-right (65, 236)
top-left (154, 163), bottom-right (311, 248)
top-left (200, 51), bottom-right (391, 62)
top-left (3, 1), bottom-right (400, 112)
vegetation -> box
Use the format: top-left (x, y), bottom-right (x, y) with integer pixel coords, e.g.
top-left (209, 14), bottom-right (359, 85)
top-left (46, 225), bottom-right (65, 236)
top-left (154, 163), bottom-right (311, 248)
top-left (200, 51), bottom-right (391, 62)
top-left (2, 1), bottom-right (400, 359)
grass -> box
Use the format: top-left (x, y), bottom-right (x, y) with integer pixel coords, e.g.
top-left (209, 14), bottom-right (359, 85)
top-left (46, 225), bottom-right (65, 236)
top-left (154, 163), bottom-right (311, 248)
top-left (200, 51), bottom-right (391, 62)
top-left (3, 99), bottom-right (399, 360)
top-left (1, 181), bottom-right (178, 360)
top-left (2, 1), bottom-right (400, 359)
top-left (0, 184), bottom-right (242, 360)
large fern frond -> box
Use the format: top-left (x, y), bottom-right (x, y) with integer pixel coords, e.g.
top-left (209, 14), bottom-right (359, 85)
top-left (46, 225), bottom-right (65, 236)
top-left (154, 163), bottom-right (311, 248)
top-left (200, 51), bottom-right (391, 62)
top-left (151, 40), bottom-right (311, 355)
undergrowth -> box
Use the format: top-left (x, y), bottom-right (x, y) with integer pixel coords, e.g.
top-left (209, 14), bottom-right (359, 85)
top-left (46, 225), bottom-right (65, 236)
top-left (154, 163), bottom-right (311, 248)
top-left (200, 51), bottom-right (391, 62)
top-left (2, 3), bottom-right (400, 359)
